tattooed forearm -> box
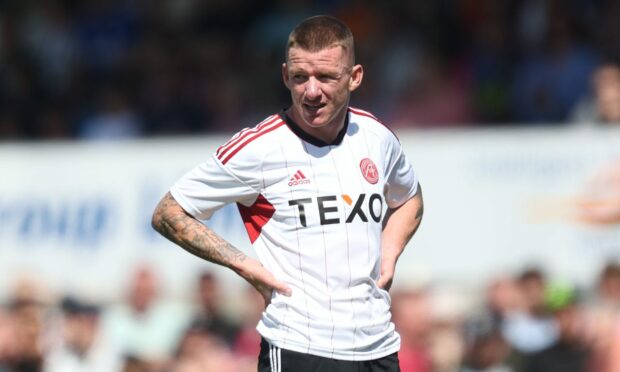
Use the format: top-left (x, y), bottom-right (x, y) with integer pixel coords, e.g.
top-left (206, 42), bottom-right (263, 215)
top-left (152, 192), bottom-right (247, 268)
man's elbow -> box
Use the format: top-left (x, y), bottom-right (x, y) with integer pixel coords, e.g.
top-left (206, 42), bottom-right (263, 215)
top-left (151, 193), bottom-right (174, 234)
top-left (151, 210), bottom-right (160, 231)
top-left (151, 206), bottom-right (165, 234)
top-left (413, 184), bottom-right (424, 220)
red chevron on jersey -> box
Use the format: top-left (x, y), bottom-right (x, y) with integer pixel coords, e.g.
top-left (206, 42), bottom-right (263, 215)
top-left (216, 115), bottom-right (280, 158)
top-left (216, 115), bottom-right (279, 158)
top-left (288, 170), bottom-right (310, 186)
top-left (218, 117), bottom-right (285, 165)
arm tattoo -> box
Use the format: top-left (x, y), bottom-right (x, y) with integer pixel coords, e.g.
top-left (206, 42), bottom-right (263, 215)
top-left (151, 193), bottom-right (247, 268)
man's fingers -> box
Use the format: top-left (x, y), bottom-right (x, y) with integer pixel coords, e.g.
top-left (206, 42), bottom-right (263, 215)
top-left (244, 260), bottom-right (292, 299)
top-left (273, 281), bottom-right (292, 296)
top-left (383, 279), bottom-right (393, 291)
top-left (377, 275), bottom-right (393, 291)
top-left (255, 281), bottom-right (291, 308)
top-left (377, 277), bottom-right (386, 289)
top-left (259, 288), bottom-right (273, 306)
top-left (259, 267), bottom-right (292, 296)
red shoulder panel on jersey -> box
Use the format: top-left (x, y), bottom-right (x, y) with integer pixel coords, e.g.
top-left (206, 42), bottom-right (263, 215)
top-left (217, 117), bottom-right (284, 165)
top-left (237, 194), bottom-right (275, 244)
top-left (216, 115), bottom-right (279, 158)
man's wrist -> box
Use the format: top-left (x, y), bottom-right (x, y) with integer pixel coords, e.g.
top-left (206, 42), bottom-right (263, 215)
top-left (230, 256), bottom-right (259, 279)
top-left (381, 245), bottom-right (403, 262)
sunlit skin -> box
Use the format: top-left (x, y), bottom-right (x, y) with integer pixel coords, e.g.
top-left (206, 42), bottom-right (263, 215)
top-left (282, 45), bottom-right (363, 143)
top-left (594, 65), bottom-right (620, 122)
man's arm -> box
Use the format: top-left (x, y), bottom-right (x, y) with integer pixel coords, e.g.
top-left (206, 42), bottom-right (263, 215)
top-left (377, 184), bottom-right (424, 291)
top-left (151, 192), bottom-right (291, 303)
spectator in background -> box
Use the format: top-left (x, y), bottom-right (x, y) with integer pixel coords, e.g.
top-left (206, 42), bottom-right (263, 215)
top-left (596, 0), bottom-right (620, 66)
top-left (465, 277), bottom-right (522, 341)
top-left (102, 265), bottom-right (191, 369)
top-left (593, 262), bottom-right (620, 310)
top-left (523, 284), bottom-right (591, 372)
top-left (5, 301), bottom-right (43, 372)
top-left (77, 86), bottom-right (143, 140)
top-left (34, 105), bottom-right (71, 139)
top-left (17, 1), bottom-right (76, 97)
top-left (512, 2), bottom-right (598, 123)
top-left (0, 113), bottom-right (22, 140)
top-left (72, 0), bottom-right (141, 75)
top-left (462, 276), bottom-right (525, 372)
top-left (461, 1), bottom-right (513, 124)
top-left (121, 355), bottom-right (151, 372)
top-left (2, 0), bottom-right (620, 140)
top-left (501, 268), bottom-right (558, 354)
top-left (571, 62), bottom-right (620, 124)
top-left (232, 286), bottom-right (267, 371)
top-left (460, 329), bottom-right (513, 372)
top-left (582, 261), bottom-right (620, 371)
top-left (607, 321), bottom-right (620, 372)
top-left (0, 277), bottom-right (49, 372)
top-left (387, 52), bottom-right (474, 128)
top-left (428, 288), bottom-right (468, 372)
top-left (44, 297), bottom-right (122, 372)
top-left (0, 307), bottom-right (16, 371)
top-left (189, 271), bottom-right (238, 347)
top-left (391, 287), bottom-right (433, 372)
top-left (168, 321), bottom-right (238, 372)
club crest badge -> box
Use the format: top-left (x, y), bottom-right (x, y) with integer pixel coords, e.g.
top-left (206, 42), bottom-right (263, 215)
top-left (360, 158), bottom-right (379, 184)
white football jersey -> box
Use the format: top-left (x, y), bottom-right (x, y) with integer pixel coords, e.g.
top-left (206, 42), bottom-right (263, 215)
top-left (170, 107), bottom-right (418, 361)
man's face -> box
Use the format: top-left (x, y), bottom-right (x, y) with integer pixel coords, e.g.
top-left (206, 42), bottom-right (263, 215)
top-left (594, 66), bottom-right (620, 122)
top-left (283, 45), bottom-right (363, 131)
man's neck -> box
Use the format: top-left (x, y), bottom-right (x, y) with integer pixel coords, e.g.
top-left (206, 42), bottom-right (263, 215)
top-left (286, 107), bottom-right (347, 144)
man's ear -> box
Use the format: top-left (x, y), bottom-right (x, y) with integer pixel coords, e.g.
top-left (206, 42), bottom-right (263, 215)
top-left (349, 64), bottom-right (364, 92)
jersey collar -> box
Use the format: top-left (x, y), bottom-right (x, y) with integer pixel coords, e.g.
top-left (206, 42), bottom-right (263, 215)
top-left (280, 109), bottom-right (349, 147)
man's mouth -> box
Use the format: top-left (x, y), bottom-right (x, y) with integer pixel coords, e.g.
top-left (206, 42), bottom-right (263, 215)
top-left (303, 103), bottom-right (326, 113)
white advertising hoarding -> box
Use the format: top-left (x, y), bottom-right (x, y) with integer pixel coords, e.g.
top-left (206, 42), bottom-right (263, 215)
top-left (1, 127), bottom-right (619, 301)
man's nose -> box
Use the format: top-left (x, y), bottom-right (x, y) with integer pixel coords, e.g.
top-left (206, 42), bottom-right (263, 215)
top-left (305, 77), bottom-right (321, 99)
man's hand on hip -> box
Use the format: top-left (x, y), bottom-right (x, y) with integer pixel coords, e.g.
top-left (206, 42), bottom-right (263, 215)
top-left (236, 257), bottom-right (292, 306)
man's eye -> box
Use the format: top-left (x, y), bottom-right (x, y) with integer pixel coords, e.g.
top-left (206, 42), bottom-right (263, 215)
top-left (293, 75), bottom-right (307, 82)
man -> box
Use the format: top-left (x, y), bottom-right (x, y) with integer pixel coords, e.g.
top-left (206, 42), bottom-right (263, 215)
top-left (152, 15), bottom-right (423, 372)
top-left (523, 285), bottom-right (590, 372)
top-left (571, 62), bottom-right (620, 124)
top-left (44, 297), bottom-right (123, 372)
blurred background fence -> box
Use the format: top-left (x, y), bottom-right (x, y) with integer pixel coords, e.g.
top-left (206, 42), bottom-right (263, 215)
top-left (1, 129), bottom-right (620, 301)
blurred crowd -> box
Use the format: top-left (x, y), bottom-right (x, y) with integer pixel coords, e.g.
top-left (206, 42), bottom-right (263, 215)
top-left (1, 0), bottom-right (620, 141)
top-left (0, 267), bottom-right (264, 372)
top-left (2, 261), bottom-right (620, 372)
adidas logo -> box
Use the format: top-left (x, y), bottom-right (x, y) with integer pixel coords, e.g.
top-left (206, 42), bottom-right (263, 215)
top-left (288, 170), bottom-right (311, 186)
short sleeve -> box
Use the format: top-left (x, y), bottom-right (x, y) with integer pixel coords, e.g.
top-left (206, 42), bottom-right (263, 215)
top-left (170, 155), bottom-right (259, 220)
top-left (384, 138), bottom-right (418, 208)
